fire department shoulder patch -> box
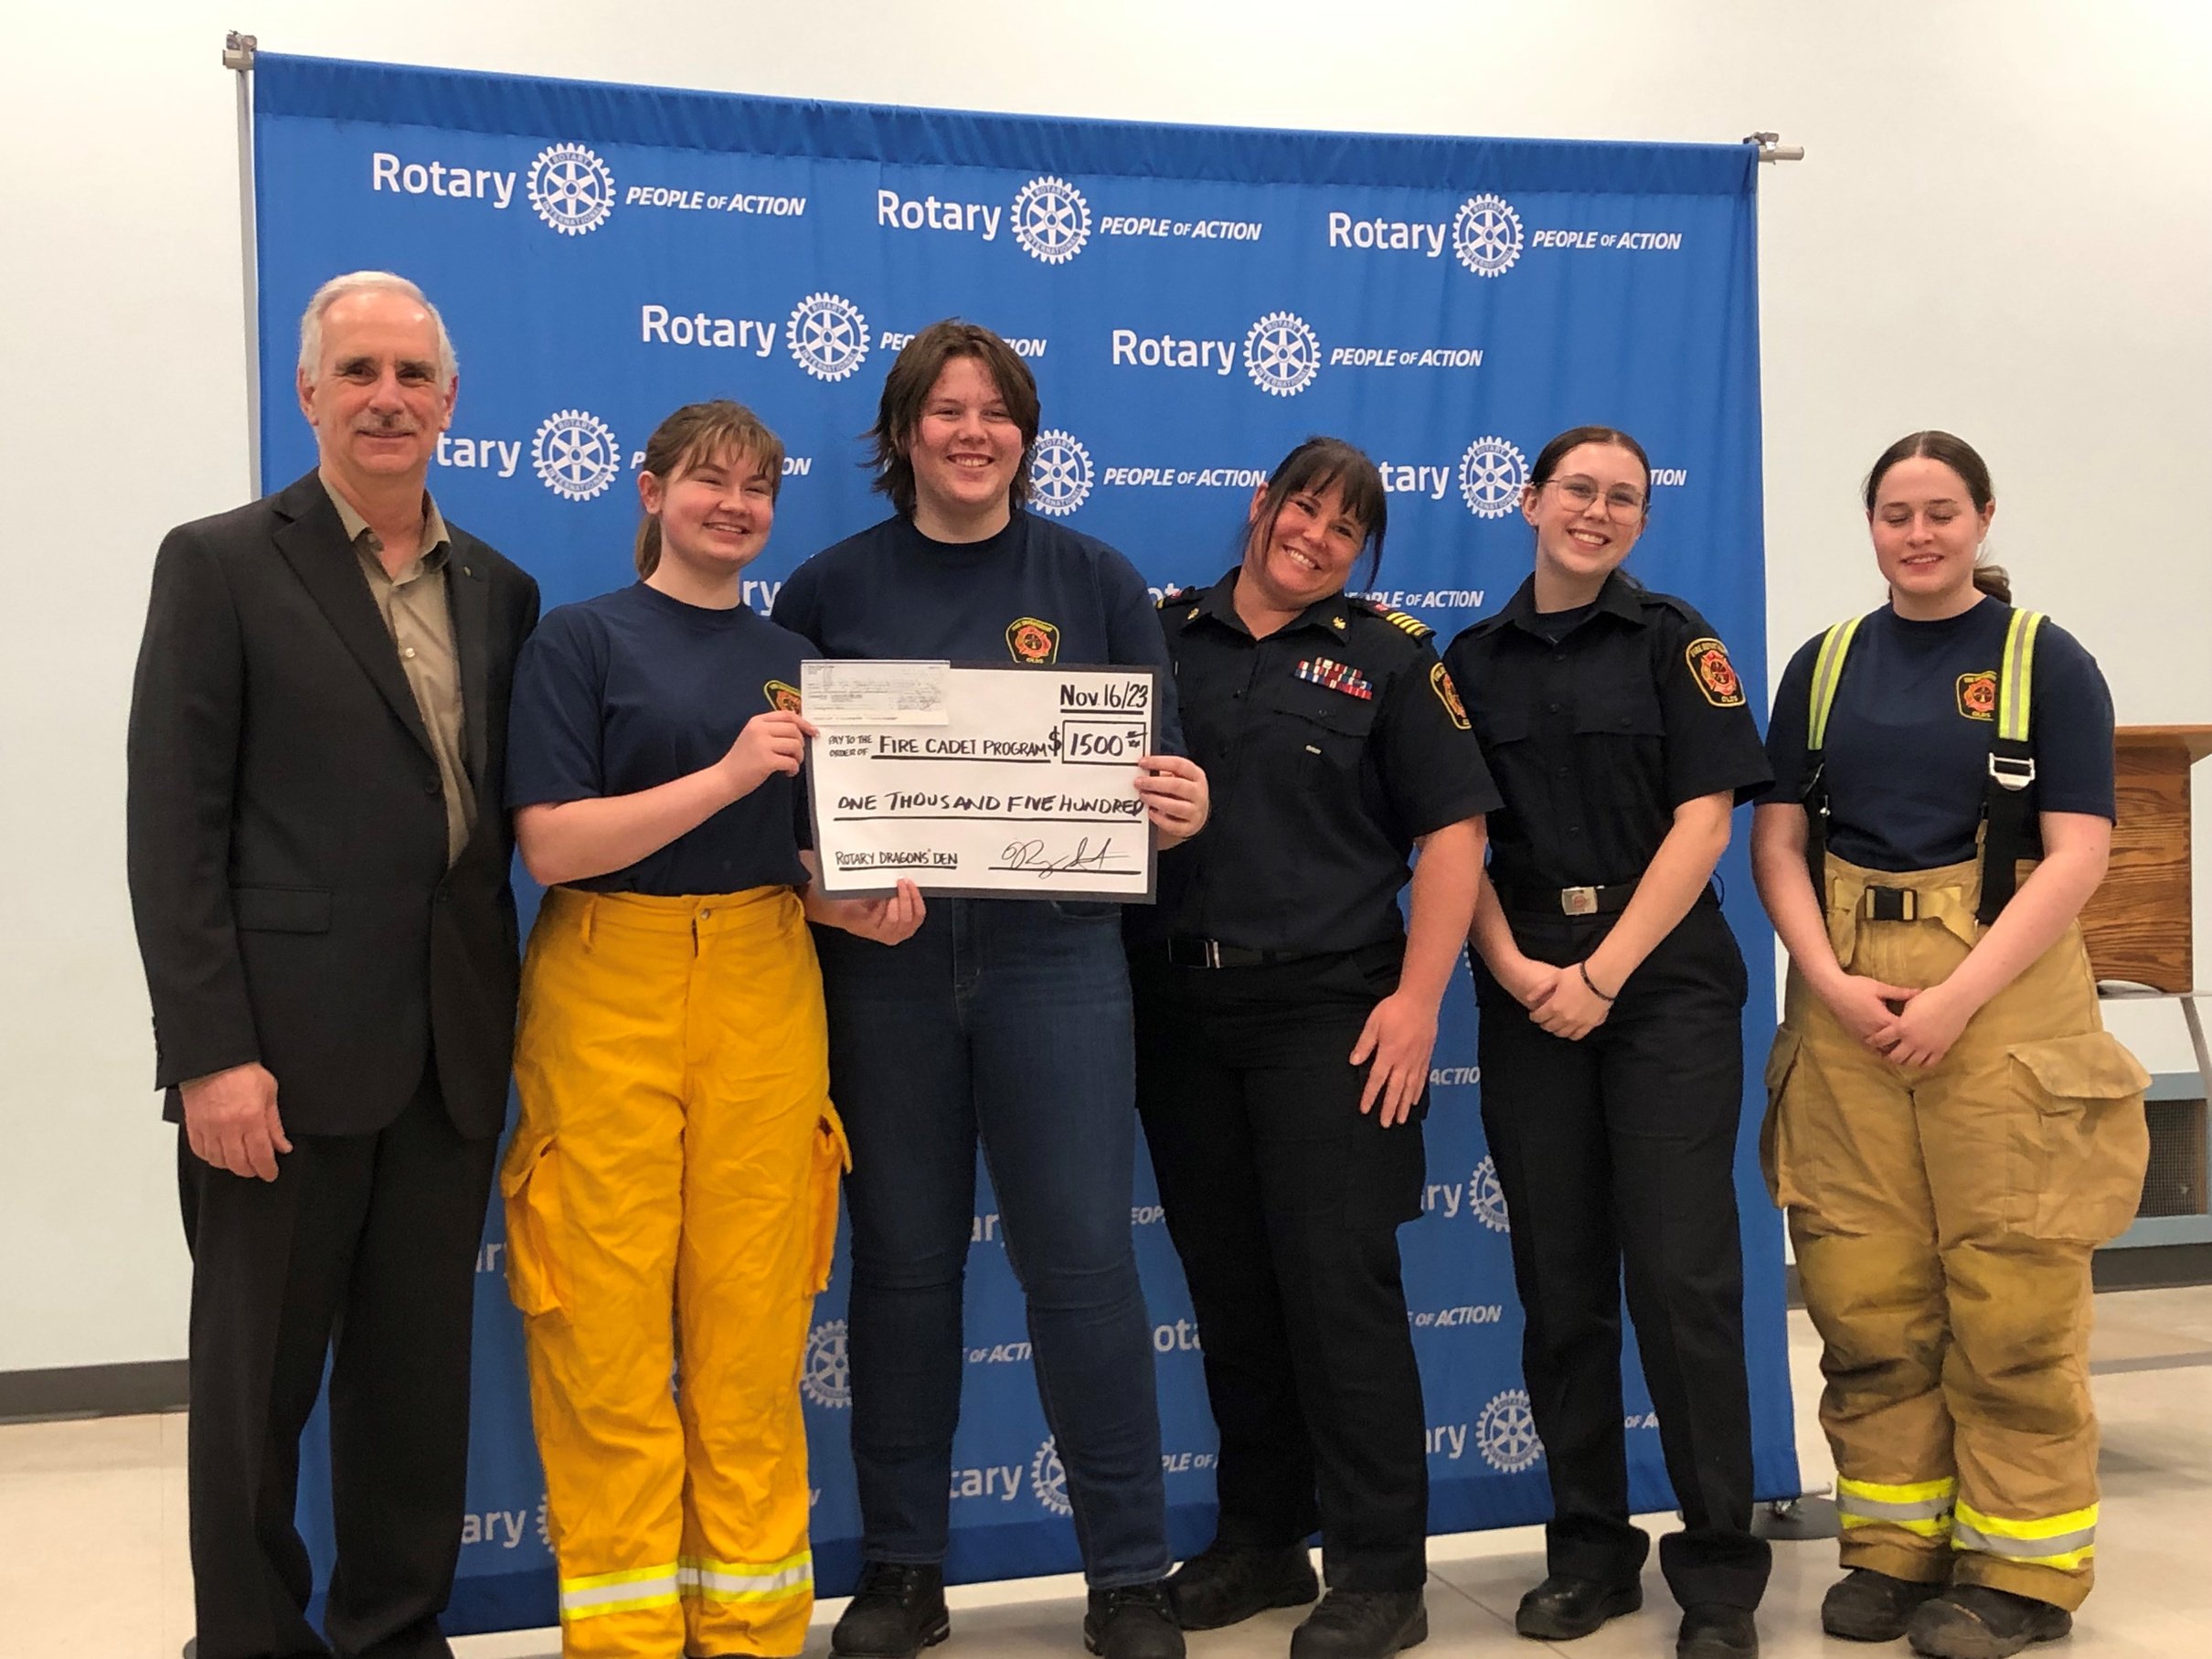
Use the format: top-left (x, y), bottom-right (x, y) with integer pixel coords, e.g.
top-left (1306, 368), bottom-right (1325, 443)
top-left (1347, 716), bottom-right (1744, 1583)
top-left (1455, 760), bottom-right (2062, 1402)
top-left (1430, 662), bottom-right (1471, 730)
top-left (1956, 671), bottom-right (1996, 721)
top-left (1006, 617), bottom-right (1060, 664)
top-left (1685, 638), bottom-right (1744, 707)
top-left (765, 679), bottom-right (803, 714)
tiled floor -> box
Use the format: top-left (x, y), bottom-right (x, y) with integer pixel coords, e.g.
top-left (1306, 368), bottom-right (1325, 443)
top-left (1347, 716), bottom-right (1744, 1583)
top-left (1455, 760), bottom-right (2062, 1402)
top-left (5, 1291), bottom-right (2207, 1657)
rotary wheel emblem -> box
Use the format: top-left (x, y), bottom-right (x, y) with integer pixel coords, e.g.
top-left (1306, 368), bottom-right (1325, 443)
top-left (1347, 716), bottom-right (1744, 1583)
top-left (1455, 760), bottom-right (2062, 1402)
top-left (1457, 436), bottom-right (1528, 518)
top-left (526, 144), bottom-right (616, 236)
top-left (1011, 175), bottom-right (1091, 264)
top-left (1243, 310), bottom-right (1321, 398)
top-left (786, 292), bottom-right (871, 383)
top-left (1452, 193), bottom-right (1524, 277)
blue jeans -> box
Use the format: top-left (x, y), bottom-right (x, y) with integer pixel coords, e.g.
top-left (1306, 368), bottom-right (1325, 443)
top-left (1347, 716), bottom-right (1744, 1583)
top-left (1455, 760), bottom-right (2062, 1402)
top-left (815, 898), bottom-right (1170, 1587)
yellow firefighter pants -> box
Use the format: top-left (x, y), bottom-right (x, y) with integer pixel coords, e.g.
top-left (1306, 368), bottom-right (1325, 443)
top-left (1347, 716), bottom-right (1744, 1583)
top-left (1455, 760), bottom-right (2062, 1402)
top-left (1762, 854), bottom-right (2148, 1611)
top-left (503, 886), bottom-right (848, 1658)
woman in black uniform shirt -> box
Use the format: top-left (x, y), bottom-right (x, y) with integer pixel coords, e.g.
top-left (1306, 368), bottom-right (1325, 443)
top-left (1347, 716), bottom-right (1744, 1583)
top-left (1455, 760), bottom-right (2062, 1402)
top-left (1134, 438), bottom-right (1496, 1659)
top-left (1441, 426), bottom-right (1773, 1659)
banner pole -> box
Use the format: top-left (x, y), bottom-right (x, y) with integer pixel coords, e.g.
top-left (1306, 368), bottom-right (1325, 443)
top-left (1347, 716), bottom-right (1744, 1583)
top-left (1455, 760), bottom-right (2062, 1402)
top-left (224, 30), bottom-right (261, 497)
top-left (1744, 131), bottom-right (1806, 164)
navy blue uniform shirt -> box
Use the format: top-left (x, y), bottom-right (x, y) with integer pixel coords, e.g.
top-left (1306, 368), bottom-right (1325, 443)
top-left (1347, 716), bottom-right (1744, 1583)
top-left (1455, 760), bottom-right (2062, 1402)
top-left (772, 510), bottom-right (1186, 752)
top-left (1765, 597), bottom-right (2115, 872)
top-left (506, 581), bottom-right (814, 896)
top-left (1443, 572), bottom-right (1772, 896)
top-left (1141, 571), bottom-right (1502, 955)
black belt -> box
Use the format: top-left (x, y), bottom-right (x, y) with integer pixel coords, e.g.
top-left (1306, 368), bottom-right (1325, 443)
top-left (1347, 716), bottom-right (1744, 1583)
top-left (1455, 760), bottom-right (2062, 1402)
top-left (1165, 935), bottom-right (1316, 970)
top-left (1495, 877), bottom-right (1642, 918)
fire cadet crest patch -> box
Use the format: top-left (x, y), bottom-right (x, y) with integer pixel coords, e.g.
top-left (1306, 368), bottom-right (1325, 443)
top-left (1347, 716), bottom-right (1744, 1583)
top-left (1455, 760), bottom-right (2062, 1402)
top-left (1685, 637), bottom-right (1744, 707)
top-left (1956, 671), bottom-right (1997, 721)
top-left (1430, 662), bottom-right (1471, 730)
top-left (765, 679), bottom-right (803, 714)
top-left (1006, 617), bottom-right (1060, 664)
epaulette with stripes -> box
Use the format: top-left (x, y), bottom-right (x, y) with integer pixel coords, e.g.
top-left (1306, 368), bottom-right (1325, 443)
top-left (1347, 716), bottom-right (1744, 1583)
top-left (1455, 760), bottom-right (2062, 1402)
top-left (1357, 599), bottom-right (1434, 641)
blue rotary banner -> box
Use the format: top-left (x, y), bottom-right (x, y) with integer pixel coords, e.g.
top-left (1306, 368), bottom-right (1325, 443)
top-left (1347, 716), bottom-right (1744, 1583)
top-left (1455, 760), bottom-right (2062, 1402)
top-left (252, 52), bottom-right (1797, 1635)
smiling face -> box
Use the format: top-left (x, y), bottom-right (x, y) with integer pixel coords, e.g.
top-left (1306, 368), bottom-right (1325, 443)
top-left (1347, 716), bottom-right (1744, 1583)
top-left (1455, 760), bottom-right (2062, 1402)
top-left (295, 288), bottom-right (455, 493)
top-left (904, 354), bottom-right (1026, 538)
top-left (1241, 475), bottom-right (1370, 614)
top-left (640, 444), bottom-right (776, 580)
top-left (1522, 441), bottom-right (1649, 591)
top-left (1868, 454), bottom-right (1994, 615)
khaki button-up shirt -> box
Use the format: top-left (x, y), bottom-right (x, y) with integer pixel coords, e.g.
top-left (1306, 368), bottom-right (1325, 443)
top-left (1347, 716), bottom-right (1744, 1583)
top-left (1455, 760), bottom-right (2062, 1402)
top-left (322, 475), bottom-right (475, 865)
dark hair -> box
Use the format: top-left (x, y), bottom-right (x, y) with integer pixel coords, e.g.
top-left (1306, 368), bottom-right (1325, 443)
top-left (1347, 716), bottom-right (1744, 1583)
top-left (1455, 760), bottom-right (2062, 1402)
top-left (865, 320), bottom-right (1041, 517)
top-left (1526, 424), bottom-right (1653, 505)
top-left (1863, 430), bottom-right (2010, 602)
top-left (633, 400), bottom-right (786, 578)
top-left (1246, 437), bottom-right (1389, 586)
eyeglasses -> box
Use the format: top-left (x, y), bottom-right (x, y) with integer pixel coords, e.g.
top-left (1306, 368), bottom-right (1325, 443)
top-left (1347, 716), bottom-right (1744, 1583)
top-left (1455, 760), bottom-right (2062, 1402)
top-left (1546, 476), bottom-right (1647, 521)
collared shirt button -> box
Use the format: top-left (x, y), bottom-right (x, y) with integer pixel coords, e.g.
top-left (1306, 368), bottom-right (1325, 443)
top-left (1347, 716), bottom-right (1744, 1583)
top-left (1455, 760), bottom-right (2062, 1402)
top-left (423, 777), bottom-right (441, 796)
top-left (403, 646), bottom-right (418, 659)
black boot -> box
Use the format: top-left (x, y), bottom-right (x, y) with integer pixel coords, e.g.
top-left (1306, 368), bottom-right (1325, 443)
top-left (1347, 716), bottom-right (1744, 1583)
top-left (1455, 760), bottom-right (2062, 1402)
top-left (1514, 1574), bottom-right (1642, 1640)
top-left (831, 1562), bottom-right (950, 1658)
top-left (1166, 1541), bottom-right (1319, 1630)
top-left (1084, 1580), bottom-right (1185, 1659)
top-left (1290, 1589), bottom-right (1428, 1657)
top-left (1676, 1603), bottom-right (1759, 1659)
top-left (1822, 1569), bottom-right (1946, 1643)
top-left (1907, 1586), bottom-right (2071, 1659)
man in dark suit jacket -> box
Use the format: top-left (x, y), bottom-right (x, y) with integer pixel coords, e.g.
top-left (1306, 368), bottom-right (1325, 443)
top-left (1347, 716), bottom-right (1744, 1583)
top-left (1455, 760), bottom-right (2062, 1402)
top-left (127, 271), bottom-right (538, 1659)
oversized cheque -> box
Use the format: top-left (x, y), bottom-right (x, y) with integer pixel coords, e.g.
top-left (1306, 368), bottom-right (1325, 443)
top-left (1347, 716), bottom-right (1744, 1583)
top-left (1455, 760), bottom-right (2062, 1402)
top-left (803, 660), bottom-right (1162, 899)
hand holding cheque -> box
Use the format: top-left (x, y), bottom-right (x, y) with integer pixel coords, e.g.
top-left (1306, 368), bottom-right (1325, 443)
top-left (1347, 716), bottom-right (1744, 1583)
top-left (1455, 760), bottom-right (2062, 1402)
top-left (803, 661), bottom-right (1205, 899)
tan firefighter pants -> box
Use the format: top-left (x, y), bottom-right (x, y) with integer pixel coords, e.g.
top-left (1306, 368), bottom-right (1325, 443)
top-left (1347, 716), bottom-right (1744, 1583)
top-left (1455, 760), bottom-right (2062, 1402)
top-left (1763, 853), bottom-right (2148, 1611)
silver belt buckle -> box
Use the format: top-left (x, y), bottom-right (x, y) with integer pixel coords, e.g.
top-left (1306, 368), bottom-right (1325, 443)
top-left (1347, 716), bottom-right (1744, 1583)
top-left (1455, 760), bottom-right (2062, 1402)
top-left (1205, 938), bottom-right (1222, 969)
top-left (1561, 886), bottom-right (1599, 916)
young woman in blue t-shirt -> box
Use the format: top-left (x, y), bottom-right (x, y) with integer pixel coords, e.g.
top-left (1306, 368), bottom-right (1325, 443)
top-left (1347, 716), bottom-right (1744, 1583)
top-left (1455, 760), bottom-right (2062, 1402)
top-left (1752, 431), bottom-right (2148, 1659)
top-left (501, 400), bottom-right (922, 1659)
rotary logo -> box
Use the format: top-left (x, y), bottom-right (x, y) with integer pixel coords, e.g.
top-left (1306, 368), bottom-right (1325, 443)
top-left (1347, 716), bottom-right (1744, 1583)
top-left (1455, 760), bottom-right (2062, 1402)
top-left (801, 1319), bottom-right (851, 1409)
top-left (536, 1493), bottom-right (553, 1549)
top-left (532, 409), bottom-right (622, 502)
top-left (786, 292), bottom-right (871, 383)
top-left (526, 144), bottom-right (616, 237)
top-left (1452, 193), bottom-right (1524, 277)
top-left (1457, 436), bottom-right (1528, 518)
top-left (1470, 1155), bottom-right (1510, 1234)
top-left (1029, 430), bottom-right (1095, 517)
top-left (1244, 311), bottom-right (1321, 398)
top-left (1011, 175), bottom-right (1091, 264)
top-left (1477, 1388), bottom-right (1544, 1473)
top-left (1031, 1437), bottom-right (1073, 1517)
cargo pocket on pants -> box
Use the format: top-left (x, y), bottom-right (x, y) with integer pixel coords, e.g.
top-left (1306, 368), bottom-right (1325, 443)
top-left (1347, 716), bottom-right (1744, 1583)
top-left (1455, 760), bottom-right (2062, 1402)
top-left (2005, 1031), bottom-right (2153, 1242)
top-left (807, 1107), bottom-right (853, 1293)
top-left (1759, 1026), bottom-right (1806, 1209)
top-left (499, 1132), bottom-right (569, 1317)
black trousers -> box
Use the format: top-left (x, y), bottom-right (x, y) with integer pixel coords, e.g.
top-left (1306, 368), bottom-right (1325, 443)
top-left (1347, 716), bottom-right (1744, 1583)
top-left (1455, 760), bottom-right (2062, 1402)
top-left (1133, 946), bottom-right (1429, 1591)
top-left (179, 1067), bottom-right (499, 1659)
top-left (1474, 898), bottom-right (1771, 1611)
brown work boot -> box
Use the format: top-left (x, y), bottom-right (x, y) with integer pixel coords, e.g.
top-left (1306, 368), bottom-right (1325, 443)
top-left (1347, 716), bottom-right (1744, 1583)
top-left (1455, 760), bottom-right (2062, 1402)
top-left (1906, 1585), bottom-right (2071, 1659)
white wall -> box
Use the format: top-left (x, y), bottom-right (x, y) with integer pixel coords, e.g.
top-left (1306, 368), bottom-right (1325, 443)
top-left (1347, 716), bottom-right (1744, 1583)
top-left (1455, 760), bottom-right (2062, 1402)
top-left (2, 0), bottom-right (2207, 1372)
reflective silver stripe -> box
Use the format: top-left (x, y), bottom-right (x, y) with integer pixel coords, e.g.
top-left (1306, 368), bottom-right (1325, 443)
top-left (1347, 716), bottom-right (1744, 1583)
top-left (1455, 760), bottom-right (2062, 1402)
top-left (1996, 610), bottom-right (2044, 744)
top-left (681, 1559), bottom-right (813, 1598)
top-left (1807, 616), bottom-right (1865, 750)
top-left (1837, 1492), bottom-right (1954, 1523)
top-left (560, 1571), bottom-right (681, 1612)
top-left (1953, 1518), bottom-right (2095, 1559)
